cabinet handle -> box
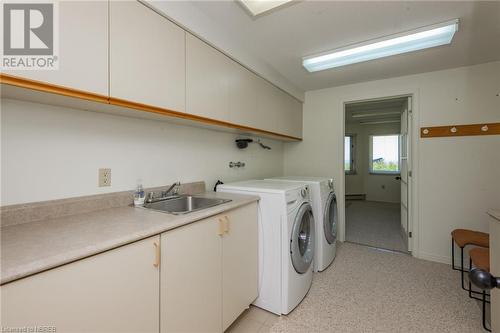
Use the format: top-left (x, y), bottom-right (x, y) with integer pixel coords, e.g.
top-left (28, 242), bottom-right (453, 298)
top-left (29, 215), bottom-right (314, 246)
top-left (153, 242), bottom-right (160, 268)
top-left (224, 216), bottom-right (230, 234)
top-left (218, 218), bottom-right (225, 236)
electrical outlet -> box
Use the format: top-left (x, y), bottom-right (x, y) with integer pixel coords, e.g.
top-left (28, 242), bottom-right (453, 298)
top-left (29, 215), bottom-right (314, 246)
top-left (99, 168), bottom-right (111, 187)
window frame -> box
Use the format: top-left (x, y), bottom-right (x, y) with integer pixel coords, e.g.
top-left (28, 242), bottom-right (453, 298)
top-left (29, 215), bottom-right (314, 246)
top-left (368, 134), bottom-right (401, 175)
top-left (344, 134), bottom-right (356, 175)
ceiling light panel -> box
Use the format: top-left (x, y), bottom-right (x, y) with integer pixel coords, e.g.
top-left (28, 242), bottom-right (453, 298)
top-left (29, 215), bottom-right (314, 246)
top-left (351, 111), bottom-right (401, 118)
top-left (238, 0), bottom-right (293, 16)
top-left (303, 19), bottom-right (459, 72)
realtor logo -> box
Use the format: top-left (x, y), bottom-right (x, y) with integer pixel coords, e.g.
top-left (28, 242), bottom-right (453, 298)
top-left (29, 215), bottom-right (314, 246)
top-left (2, 1), bottom-right (59, 70)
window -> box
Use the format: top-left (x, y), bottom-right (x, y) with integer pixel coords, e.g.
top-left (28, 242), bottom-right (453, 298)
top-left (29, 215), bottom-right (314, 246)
top-left (344, 135), bottom-right (356, 174)
top-left (369, 135), bottom-right (400, 174)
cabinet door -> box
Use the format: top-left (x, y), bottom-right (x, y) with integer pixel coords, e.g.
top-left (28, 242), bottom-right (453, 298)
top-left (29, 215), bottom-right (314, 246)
top-left (228, 64), bottom-right (259, 128)
top-left (222, 203), bottom-right (259, 331)
top-left (186, 33), bottom-right (231, 121)
top-left (110, 1), bottom-right (185, 111)
top-left (255, 80), bottom-right (282, 133)
top-left (161, 217), bottom-right (223, 333)
top-left (1, 236), bottom-right (160, 332)
top-left (4, 1), bottom-right (108, 95)
top-left (276, 93), bottom-right (303, 138)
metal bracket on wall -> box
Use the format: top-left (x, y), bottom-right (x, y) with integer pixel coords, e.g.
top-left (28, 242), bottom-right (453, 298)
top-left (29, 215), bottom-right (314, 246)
top-left (229, 161), bottom-right (246, 168)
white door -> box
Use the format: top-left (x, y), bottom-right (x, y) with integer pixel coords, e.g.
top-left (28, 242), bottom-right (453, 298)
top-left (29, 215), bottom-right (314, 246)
top-left (400, 97), bottom-right (412, 251)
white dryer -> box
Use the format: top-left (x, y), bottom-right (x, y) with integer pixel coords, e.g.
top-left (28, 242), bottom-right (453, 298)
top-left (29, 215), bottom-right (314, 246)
top-left (217, 180), bottom-right (315, 315)
top-left (266, 176), bottom-right (337, 272)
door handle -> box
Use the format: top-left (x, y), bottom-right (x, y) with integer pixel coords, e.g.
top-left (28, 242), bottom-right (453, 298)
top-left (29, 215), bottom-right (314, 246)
top-left (153, 242), bottom-right (160, 268)
top-left (218, 218), bottom-right (225, 236)
top-left (395, 176), bottom-right (401, 180)
top-left (224, 216), bottom-right (230, 234)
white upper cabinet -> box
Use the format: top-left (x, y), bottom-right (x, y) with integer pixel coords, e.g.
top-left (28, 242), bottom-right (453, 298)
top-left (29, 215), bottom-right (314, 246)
top-left (3, 0), bottom-right (302, 139)
top-left (185, 33), bottom-right (303, 138)
top-left (228, 63), bottom-right (259, 128)
top-left (110, 1), bottom-right (186, 111)
top-left (4, 1), bottom-right (108, 96)
top-left (256, 81), bottom-right (303, 137)
top-left (277, 92), bottom-right (303, 138)
top-left (186, 33), bottom-right (231, 121)
top-left (256, 80), bottom-right (283, 133)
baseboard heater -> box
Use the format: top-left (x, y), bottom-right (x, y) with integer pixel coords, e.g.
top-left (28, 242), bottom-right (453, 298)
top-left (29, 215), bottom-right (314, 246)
top-left (346, 194), bottom-right (366, 200)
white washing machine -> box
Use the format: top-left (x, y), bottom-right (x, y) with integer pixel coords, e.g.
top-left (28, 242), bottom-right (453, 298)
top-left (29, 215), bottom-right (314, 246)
top-left (217, 180), bottom-right (315, 315)
top-left (266, 176), bottom-right (337, 272)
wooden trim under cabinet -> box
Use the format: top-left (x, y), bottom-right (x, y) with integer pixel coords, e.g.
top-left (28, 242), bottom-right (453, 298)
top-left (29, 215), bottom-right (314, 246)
top-left (0, 73), bottom-right (109, 104)
top-left (1, 74), bottom-right (302, 142)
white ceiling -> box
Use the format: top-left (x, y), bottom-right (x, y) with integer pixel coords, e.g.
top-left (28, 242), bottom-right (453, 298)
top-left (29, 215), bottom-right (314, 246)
top-left (171, 1), bottom-right (500, 93)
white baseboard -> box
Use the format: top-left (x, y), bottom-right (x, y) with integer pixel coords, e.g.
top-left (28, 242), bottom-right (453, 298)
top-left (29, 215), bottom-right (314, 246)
top-left (416, 252), bottom-right (451, 265)
top-left (417, 251), bottom-right (473, 270)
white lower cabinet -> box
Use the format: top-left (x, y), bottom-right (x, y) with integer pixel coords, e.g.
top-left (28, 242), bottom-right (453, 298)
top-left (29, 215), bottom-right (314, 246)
top-left (161, 202), bottom-right (258, 333)
top-left (0, 236), bottom-right (161, 332)
top-left (222, 203), bottom-right (259, 331)
top-left (0, 203), bottom-right (258, 333)
top-left (161, 215), bottom-right (223, 332)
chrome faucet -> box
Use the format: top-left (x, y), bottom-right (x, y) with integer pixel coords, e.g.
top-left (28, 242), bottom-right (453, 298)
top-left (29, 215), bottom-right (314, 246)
top-left (163, 182), bottom-right (180, 196)
top-left (146, 182), bottom-right (181, 203)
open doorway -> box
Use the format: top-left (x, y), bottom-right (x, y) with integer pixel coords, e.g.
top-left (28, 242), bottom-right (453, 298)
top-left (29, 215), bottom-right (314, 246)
top-left (344, 96), bottom-right (412, 253)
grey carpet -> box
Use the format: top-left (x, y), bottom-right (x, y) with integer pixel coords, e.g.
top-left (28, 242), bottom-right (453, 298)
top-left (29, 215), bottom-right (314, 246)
top-left (265, 242), bottom-right (483, 333)
top-left (346, 200), bottom-right (407, 252)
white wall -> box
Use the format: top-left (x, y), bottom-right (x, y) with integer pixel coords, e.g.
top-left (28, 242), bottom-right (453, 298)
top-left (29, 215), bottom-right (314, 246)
top-left (284, 61), bottom-right (500, 263)
top-left (1, 99), bottom-right (284, 205)
top-left (346, 121), bottom-right (401, 203)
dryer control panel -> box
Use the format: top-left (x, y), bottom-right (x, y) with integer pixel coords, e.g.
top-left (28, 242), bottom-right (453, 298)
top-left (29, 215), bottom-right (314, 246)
top-left (286, 186), bottom-right (309, 206)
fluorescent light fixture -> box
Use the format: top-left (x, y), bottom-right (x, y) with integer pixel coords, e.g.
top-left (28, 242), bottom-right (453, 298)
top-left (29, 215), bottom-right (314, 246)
top-left (303, 19), bottom-right (459, 72)
top-left (360, 120), bottom-right (400, 125)
top-left (238, 0), bottom-right (293, 17)
top-left (352, 111), bottom-right (401, 118)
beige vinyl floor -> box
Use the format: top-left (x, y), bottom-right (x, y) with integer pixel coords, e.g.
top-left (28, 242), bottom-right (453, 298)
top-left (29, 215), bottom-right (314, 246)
top-left (346, 200), bottom-right (408, 252)
top-left (226, 242), bottom-right (484, 333)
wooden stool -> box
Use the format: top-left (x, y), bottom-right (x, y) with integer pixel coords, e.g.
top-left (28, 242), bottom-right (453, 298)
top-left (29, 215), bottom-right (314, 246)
top-left (469, 247), bottom-right (491, 332)
top-left (451, 229), bottom-right (489, 290)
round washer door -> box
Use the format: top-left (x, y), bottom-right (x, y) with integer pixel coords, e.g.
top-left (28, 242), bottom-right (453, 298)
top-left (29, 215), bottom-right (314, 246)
top-left (323, 192), bottom-right (337, 244)
top-left (290, 203), bottom-right (315, 274)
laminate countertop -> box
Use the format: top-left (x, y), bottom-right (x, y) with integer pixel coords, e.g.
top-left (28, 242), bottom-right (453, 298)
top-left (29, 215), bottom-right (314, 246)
top-left (1, 191), bottom-right (259, 285)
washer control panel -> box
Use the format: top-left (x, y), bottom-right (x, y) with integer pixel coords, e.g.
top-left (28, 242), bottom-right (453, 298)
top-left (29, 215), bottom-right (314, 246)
top-left (286, 186), bottom-right (309, 204)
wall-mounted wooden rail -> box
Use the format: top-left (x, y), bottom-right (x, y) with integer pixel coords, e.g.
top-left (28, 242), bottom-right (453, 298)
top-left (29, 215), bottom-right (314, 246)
top-left (0, 73), bottom-right (301, 142)
top-left (420, 122), bottom-right (500, 138)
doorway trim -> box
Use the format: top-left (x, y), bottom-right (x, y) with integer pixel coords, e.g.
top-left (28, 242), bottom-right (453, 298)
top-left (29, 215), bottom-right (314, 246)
top-left (339, 89), bottom-right (420, 258)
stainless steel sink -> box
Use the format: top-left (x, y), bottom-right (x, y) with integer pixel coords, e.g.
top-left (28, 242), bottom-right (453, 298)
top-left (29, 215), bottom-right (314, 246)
top-left (143, 195), bottom-right (232, 215)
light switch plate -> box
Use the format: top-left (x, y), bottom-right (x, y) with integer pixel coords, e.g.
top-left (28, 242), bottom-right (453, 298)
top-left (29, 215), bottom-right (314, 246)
top-left (99, 168), bottom-right (111, 187)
